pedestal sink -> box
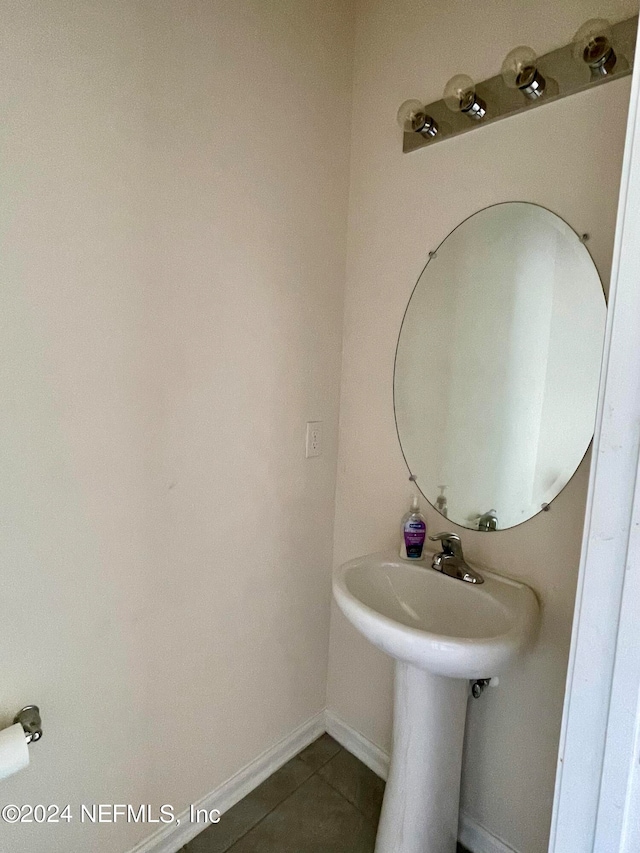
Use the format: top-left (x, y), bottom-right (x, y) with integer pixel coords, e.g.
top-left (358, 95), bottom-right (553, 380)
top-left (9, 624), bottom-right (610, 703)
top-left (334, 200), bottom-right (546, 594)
top-left (332, 551), bottom-right (539, 853)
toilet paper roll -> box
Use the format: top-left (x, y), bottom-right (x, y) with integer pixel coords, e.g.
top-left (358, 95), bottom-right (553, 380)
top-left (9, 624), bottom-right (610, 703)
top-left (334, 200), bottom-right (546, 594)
top-left (0, 723), bottom-right (29, 781)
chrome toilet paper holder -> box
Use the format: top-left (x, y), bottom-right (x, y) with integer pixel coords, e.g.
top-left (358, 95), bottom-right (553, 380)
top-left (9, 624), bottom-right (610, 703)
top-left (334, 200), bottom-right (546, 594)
top-left (14, 706), bottom-right (42, 744)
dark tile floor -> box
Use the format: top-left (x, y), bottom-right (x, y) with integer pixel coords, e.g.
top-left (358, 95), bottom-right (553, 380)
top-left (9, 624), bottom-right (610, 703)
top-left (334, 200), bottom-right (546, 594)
top-left (183, 733), bottom-right (470, 853)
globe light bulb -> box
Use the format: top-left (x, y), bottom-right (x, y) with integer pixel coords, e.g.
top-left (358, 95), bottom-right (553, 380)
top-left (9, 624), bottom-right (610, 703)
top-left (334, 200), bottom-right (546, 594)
top-left (396, 99), bottom-right (438, 138)
top-left (443, 74), bottom-right (474, 112)
top-left (501, 46), bottom-right (537, 89)
top-left (501, 46), bottom-right (552, 100)
top-left (573, 19), bottom-right (618, 77)
top-left (397, 99), bottom-right (425, 131)
top-left (443, 74), bottom-right (486, 120)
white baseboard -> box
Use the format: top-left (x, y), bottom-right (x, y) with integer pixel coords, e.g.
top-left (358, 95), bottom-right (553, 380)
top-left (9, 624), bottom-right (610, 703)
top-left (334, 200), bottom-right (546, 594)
top-left (459, 812), bottom-right (518, 853)
top-left (324, 710), bottom-right (519, 853)
top-left (126, 708), bottom-right (518, 853)
top-left (126, 711), bottom-right (325, 853)
top-left (324, 709), bottom-right (390, 780)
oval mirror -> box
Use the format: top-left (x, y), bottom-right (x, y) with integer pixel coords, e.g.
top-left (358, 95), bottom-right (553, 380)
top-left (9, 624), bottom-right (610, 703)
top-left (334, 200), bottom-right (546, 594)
top-left (394, 203), bottom-right (606, 531)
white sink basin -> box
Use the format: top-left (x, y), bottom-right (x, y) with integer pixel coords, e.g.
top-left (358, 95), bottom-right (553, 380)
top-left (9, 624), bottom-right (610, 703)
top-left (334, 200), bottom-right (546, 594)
top-left (333, 551), bottom-right (539, 678)
top-left (333, 550), bottom-right (539, 853)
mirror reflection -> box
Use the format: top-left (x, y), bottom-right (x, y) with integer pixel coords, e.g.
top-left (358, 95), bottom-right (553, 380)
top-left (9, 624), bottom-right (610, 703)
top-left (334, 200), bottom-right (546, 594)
top-left (394, 203), bottom-right (606, 531)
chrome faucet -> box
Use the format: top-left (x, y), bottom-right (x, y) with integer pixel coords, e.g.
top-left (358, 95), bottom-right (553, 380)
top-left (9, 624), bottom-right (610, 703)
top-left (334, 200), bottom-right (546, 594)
top-left (428, 533), bottom-right (484, 584)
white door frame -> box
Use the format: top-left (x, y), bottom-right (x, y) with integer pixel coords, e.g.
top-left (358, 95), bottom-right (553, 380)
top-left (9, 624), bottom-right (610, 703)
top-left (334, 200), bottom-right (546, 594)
top-left (549, 20), bottom-right (640, 853)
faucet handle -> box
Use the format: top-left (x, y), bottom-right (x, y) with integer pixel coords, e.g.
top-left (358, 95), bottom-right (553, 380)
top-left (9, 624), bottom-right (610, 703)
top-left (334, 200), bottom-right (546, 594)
top-left (428, 532), bottom-right (463, 557)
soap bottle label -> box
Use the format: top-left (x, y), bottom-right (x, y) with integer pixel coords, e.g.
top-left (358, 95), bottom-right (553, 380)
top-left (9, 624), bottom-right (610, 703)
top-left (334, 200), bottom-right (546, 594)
top-left (404, 519), bottom-right (426, 559)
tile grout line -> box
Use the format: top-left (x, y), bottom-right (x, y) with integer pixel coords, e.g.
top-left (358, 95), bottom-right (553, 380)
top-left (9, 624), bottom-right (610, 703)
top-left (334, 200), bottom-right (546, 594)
top-left (203, 745), bottom-right (345, 853)
top-left (185, 740), bottom-right (474, 853)
top-left (205, 773), bottom-right (313, 853)
top-left (314, 769), bottom-right (379, 826)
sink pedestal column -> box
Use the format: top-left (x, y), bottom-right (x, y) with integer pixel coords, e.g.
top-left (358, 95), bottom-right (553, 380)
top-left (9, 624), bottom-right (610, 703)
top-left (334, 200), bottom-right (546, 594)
top-left (375, 662), bottom-right (469, 853)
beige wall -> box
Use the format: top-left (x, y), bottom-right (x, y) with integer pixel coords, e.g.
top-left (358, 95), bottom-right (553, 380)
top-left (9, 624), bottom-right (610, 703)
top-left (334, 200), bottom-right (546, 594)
top-left (0, 2), bottom-right (353, 851)
top-left (327, 1), bottom-right (636, 852)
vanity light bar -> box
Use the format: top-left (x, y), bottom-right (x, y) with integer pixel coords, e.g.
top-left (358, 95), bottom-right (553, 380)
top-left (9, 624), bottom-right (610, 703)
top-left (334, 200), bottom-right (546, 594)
top-left (400, 15), bottom-right (637, 153)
